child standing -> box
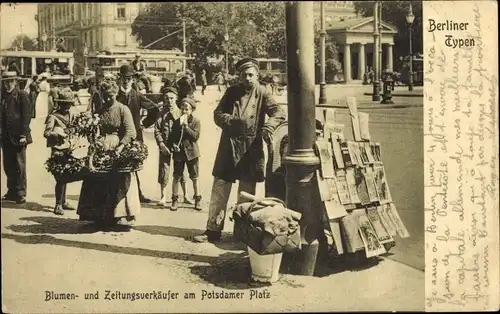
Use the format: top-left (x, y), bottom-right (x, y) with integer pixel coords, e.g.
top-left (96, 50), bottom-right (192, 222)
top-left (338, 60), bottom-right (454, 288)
top-left (168, 97), bottom-right (202, 211)
top-left (43, 88), bottom-right (77, 215)
top-left (154, 87), bottom-right (192, 208)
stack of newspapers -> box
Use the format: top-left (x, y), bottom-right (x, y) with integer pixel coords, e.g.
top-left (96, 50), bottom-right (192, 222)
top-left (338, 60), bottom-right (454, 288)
top-left (314, 98), bottom-right (410, 258)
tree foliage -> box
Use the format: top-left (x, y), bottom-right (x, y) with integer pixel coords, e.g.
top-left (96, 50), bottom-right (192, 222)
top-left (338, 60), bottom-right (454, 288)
top-left (132, 2), bottom-right (341, 79)
top-left (132, 1), bottom-right (341, 77)
top-left (132, 3), bottom-right (287, 61)
top-left (9, 35), bottom-right (37, 51)
top-left (353, 1), bottom-right (423, 59)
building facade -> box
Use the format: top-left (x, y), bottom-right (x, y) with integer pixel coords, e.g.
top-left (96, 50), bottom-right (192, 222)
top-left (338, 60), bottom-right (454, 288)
top-left (36, 3), bottom-right (147, 53)
top-left (313, 1), bottom-right (359, 23)
top-left (35, 2), bottom-right (393, 81)
top-left (312, 1), bottom-right (398, 82)
top-left (327, 17), bottom-right (397, 82)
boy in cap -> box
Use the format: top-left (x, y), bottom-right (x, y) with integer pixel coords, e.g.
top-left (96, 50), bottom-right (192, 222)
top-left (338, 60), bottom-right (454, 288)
top-left (167, 97), bottom-right (202, 211)
top-left (154, 86), bottom-right (193, 207)
top-left (43, 88), bottom-right (77, 215)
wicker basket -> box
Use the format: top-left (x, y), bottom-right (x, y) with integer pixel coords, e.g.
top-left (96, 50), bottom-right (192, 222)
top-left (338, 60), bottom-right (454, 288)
top-left (232, 197), bottom-right (302, 255)
top-left (90, 165), bottom-right (143, 174)
top-left (54, 170), bottom-right (89, 183)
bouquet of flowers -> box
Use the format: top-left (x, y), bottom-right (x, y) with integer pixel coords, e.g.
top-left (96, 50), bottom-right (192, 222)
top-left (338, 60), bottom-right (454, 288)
top-left (116, 140), bottom-right (149, 170)
top-left (45, 150), bottom-right (89, 182)
top-left (67, 112), bottom-right (100, 140)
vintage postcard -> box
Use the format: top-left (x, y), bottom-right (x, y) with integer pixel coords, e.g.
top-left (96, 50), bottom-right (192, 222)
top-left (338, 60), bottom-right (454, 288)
top-left (358, 112), bottom-right (371, 141)
top-left (363, 166), bottom-right (379, 202)
top-left (315, 140), bottom-right (335, 178)
top-left (335, 169), bottom-right (352, 205)
top-left (364, 142), bottom-right (376, 164)
top-left (373, 164), bottom-right (393, 204)
top-left (358, 214), bottom-right (387, 258)
top-left (1, 1), bottom-right (498, 313)
top-left (366, 206), bottom-right (394, 245)
top-left (345, 168), bottom-right (362, 204)
top-left (329, 134), bottom-right (345, 169)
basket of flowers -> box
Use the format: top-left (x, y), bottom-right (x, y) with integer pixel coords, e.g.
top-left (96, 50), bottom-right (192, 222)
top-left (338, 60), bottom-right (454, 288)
top-left (44, 112), bottom-right (100, 183)
top-left (45, 150), bottom-right (90, 183)
top-left (89, 140), bottom-right (148, 174)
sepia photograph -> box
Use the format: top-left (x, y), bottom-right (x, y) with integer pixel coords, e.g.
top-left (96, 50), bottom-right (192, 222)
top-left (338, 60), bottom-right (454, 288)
top-left (0, 1), bottom-right (440, 312)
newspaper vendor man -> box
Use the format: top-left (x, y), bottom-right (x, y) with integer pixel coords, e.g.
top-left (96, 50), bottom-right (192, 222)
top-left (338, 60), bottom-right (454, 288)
top-left (194, 57), bottom-right (286, 243)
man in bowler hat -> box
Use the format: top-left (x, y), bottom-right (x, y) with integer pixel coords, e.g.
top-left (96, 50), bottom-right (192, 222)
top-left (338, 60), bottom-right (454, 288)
top-left (116, 64), bottom-right (159, 203)
top-left (194, 57), bottom-right (286, 243)
top-left (0, 71), bottom-right (33, 204)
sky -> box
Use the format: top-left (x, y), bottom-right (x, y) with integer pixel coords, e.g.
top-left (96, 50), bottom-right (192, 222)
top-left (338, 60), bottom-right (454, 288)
top-left (0, 3), bottom-right (38, 49)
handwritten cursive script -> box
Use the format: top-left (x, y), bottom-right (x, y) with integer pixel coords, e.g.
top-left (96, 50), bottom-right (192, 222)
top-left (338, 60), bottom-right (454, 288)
top-left (424, 2), bottom-right (499, 312)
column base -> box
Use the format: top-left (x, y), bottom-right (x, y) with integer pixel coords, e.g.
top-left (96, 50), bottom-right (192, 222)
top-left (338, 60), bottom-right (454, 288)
top-left (283, 155), bottom-right (322, 277)
top-left (319, 83), bottom-right (327, 105)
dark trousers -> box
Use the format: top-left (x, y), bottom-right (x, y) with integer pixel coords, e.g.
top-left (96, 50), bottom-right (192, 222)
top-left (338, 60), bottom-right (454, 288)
top-left (2, 139), bottom-right (27, 197)
top-left (201, 84), bottom-right (207, 95)
top-left (55, 182), bottom-right (67, 205)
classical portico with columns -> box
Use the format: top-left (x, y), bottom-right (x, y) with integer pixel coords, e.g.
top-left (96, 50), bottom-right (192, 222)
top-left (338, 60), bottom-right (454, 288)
top-left (326, 17), bottom-right (398, 82)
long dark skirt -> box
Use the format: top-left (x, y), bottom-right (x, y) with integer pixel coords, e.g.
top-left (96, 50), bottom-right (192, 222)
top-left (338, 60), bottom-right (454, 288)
top-left (77, 172), bottom-right (141, 224)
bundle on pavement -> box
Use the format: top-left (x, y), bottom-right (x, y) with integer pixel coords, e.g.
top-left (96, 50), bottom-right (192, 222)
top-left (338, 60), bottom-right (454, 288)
top-left (232, 196), bottom-right (302, 255)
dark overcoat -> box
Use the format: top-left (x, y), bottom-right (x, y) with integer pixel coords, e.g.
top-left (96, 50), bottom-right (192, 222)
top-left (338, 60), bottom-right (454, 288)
top-left (212, 83), bottom-right (286, 183)
top-left (116, 89), bottom-right (158, 142)
top-left (0, 88), bottom-right (33, 146)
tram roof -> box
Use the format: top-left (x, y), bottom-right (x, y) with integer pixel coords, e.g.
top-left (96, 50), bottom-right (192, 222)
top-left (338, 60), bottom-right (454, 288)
top-left (255, 58), bottom-right (286, 63)
top-left (0, 50), bottom-right (74, 58)
top-left (87, 49), bottom-right (187, 58)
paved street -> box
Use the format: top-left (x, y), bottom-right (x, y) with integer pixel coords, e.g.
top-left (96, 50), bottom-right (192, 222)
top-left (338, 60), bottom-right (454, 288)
top-left (1, 85), bottom-right (424, 312)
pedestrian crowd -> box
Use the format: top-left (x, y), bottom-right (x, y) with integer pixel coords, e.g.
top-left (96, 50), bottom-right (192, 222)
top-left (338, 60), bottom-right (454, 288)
top-left (1, 57), bottom-right (286, 242)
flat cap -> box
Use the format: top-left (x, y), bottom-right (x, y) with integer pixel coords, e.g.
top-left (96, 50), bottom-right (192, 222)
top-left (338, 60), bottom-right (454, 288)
top-left (180, 97), bottom-right (196, 110)
top-left (161, 86), bottom-right (178, 95)
top-left (235, 57), bottom-right (259, 72)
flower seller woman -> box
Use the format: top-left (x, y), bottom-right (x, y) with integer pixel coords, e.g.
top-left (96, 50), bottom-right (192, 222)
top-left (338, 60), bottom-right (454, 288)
top-left (43, 88), bottom-right (77, 215)
top-left (77, 80), bottom-right (140, 229)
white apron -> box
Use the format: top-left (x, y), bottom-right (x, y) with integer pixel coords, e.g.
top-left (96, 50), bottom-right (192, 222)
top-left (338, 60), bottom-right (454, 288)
top-left (36, 81), bottom-right (50, 119)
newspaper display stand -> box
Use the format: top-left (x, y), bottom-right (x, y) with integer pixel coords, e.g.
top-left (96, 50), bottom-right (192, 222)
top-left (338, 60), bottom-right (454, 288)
top-left (315, 97), bottom-right (410, 258)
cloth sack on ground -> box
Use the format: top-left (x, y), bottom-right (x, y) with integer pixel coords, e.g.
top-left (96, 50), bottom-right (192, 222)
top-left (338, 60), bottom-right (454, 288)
top-left (233, 198), bottom-right (301, 237)
top-left (249, 204), bottom-right (301, 236)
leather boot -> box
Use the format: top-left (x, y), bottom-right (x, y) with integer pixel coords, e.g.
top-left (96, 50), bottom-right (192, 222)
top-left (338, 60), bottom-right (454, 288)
top-left (171, 195), bottom-right (179, 211)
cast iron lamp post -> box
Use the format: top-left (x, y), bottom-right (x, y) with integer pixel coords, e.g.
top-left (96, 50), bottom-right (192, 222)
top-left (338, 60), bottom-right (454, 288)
top-left (372, 1), bottom-right (381, 101)
top-left (319, 2), bottom-right (327, 104)
top-left (406, 3), bottom-right (415, 91)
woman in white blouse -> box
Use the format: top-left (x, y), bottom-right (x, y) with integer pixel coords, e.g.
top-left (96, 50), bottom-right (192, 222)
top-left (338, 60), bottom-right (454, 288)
top-left (35, 73), bottom-right (51, 119)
